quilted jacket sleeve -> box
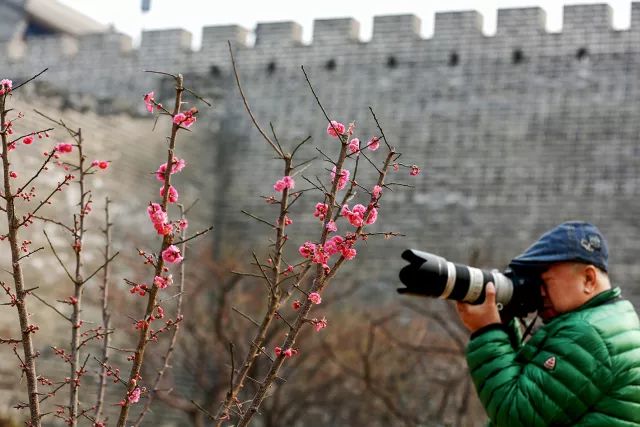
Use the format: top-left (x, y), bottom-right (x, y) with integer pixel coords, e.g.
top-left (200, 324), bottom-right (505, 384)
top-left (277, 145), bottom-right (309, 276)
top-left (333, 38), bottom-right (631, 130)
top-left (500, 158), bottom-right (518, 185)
top-left (466, 321), bottom-right (613, 427)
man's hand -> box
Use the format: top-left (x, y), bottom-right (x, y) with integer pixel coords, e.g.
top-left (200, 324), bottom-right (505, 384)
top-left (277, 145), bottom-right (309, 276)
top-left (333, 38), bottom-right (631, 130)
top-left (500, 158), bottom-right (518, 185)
top-left (455, 282), bottom-right (502, 333)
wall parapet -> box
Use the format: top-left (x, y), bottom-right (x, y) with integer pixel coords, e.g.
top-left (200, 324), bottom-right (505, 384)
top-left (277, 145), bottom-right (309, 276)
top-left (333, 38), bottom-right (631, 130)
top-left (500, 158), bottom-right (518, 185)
top-left (3, 3), bottom-right (640, 70)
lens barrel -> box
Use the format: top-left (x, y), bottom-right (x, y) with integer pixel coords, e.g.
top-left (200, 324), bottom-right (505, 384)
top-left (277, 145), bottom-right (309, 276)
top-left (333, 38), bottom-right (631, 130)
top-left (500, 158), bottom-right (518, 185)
top-left (398, 249), bottom-right (514, 307)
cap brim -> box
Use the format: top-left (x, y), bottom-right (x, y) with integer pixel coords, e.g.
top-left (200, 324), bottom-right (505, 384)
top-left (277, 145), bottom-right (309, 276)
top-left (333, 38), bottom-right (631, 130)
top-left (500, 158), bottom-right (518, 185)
top-left (508, 261), bottom-right (551, 274)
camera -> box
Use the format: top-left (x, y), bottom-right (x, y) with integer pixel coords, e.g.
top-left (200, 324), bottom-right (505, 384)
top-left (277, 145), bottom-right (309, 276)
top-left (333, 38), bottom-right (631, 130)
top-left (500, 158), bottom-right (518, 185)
top-left (398, 249), bottom-right (543, 319)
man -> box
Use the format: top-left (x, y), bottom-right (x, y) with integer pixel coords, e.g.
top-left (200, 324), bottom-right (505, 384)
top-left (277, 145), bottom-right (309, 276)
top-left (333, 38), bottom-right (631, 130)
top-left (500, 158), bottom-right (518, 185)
top-left (456, 221), bottom-right (640, 426)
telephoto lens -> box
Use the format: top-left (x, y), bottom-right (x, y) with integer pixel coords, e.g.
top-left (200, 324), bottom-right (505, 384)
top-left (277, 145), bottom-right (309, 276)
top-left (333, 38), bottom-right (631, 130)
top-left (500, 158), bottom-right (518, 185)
top-left (398, 249), bottom-right (513, 306)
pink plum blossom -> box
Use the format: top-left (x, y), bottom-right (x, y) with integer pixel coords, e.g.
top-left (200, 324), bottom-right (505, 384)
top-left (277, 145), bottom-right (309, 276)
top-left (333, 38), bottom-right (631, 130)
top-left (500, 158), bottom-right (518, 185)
top-left (314, 203), bottom-right (328, 221)
top-left (154, 275), bottom-right (173, 289)
top-left (326, 220), bottom-right (337, 233)
top-left (91, 160), bottom-right (109, 170)
top-left (54, 143), bottom-right (73, 153)
top-left (147, 203), bottom-right (167, 225)
top-left (160, 185), bottom-right (179, 203)
top-left (155, 222), bottom-right (172, 236)
top-left (373, 185), bottom-right (382, 198)
top-left (299, 241), bottom-right (316, 258)
top-left (349, 138), bottom-right (360, 155)
top-left (23, 136), bottom-right (33, 145)
top-left (342, 247), bottom-right (357, 260)
top-left (155, 157), bottom-right (186, 181)
top-left (162, 245), bottom-right (183, 264)
top-left (273, 176), bottom-right (295, 192)
top-left (0, 79), bottom-right (12, 95)
top-left (326, 121), bottom-right (346, 138)
top-left (410, 165), bottom-right (421, 176)
top-left (173, 110), bottom-right (197, 128)
top-left (324, 236), bottom-right (344, 256)
top-left (128, 387), bottom-right (141, 404)
top-left (367, 136), bottom-right (380, 151)
top-left (341, 204), bottom-right (364, 227)
top-left (308, 292), bottom-right (322, 305)
top-left (331, 166), bottom-right (350, 191)
top-left (365, 207), bottom-right (378, 225)
top-left (313, 317), bottom-right (328, 332)
top-left (143, 91), bottom-right (155, 113)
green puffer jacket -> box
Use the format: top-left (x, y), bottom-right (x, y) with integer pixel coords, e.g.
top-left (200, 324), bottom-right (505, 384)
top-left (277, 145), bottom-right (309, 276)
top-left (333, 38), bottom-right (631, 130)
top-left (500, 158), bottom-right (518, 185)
top-left (466, 287), bottom-right (640, 426)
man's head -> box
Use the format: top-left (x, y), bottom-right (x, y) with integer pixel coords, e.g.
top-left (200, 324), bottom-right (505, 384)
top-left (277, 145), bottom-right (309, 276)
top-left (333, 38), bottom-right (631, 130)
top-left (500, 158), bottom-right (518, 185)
top-left (509, 221), bottom-right (611, 320)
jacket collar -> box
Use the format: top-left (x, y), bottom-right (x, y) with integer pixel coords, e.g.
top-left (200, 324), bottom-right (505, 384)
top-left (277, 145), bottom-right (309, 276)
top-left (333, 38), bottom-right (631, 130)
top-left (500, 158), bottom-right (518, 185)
top-left (542, 287), bottom-right (621, 324)
top-left (577, 287), bottom-right (621, 312)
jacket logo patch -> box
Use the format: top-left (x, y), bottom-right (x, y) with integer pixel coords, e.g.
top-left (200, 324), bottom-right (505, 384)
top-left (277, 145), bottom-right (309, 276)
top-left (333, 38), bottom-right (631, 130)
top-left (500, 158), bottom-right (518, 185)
top-left (543, 356), bottom-right (556, 370)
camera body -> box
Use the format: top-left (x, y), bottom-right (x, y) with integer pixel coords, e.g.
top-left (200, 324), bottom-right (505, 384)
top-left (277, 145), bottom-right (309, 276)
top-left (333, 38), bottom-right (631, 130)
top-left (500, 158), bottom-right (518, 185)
top-left (398, 249), bottom-right (543, 319)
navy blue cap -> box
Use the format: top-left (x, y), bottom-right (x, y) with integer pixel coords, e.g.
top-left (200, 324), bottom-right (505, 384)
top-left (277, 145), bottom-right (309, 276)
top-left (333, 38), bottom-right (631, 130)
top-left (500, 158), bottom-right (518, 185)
top-left (509, 221), bottom-right (608, 272)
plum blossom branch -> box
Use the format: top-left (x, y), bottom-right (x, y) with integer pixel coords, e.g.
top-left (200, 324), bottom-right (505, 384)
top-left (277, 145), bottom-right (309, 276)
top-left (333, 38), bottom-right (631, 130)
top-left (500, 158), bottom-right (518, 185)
top-left (117, 72), bottom-right (193, 426)
top-left (0, 83), bottom-right (41, 425)
top-left (133, 204), bottom-right (189, 426)
top-left (8, 127), bottom-right (54, 145)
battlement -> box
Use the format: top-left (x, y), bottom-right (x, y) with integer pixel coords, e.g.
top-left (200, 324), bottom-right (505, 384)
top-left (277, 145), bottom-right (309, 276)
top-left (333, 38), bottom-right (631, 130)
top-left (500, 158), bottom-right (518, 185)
top-left (2, 2), bottom-right (640, 100)
top-left (1, 2), bottom-right (637, 63)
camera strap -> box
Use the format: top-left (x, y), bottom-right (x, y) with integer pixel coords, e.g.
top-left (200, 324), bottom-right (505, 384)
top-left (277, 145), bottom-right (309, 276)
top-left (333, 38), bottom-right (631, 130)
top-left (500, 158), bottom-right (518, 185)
top-left (519, 315), bottom-right (539, 341)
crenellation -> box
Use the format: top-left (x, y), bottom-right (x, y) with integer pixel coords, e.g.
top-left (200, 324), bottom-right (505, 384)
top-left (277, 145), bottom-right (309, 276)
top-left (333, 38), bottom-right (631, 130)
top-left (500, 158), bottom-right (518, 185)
top-left (497, 7), bottom-right (547, 36)
top-left (140, 28), bottom-right (192, 54)
top-left (201, 25), bottom-right (248, 52)
top-left (78, 31), bottom-right (132, 54)
top-left (562, 4), bottom-right (613, 33)
top-left (433, 11), bottom-right (483, 39)
top-left (312, 18), bottom-right (360, 44)
top-left (371, 15), bottom-right (420, 42)
top-left (255, 21), bottom-right (302, 47)
top-left (2, 4), bottom-right (639, 75)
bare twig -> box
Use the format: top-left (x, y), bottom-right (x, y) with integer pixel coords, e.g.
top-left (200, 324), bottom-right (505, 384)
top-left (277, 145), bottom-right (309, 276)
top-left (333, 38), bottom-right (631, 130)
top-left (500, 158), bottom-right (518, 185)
top-left (94, 197), bottom-right (113, 422)
top-left (31, 293), bottom-right (71, 322)
top-left (171, 225), bottom-right (213, 246)
top-left (241, 210), bottom-right (275, 229)
top-left (228, 42), bottom-right (283, 157)
top-left (12, 68), bottom-right (48, 92)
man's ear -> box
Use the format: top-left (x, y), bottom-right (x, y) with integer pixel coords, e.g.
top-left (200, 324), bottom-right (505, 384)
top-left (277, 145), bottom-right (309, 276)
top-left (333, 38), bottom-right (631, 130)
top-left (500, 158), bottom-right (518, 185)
top-left (584, 265), bottom-right (598, 294)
